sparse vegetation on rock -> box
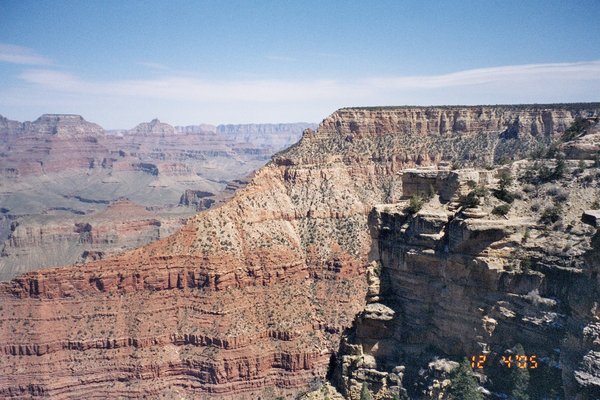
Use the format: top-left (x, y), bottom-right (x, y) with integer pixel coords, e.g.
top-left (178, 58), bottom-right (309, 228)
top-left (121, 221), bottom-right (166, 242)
top-left (448, 359), bottom-right (483, 400)
top-left (359, 382), bottom-right (373, 400)
top-left (406, 195), bottom-right (425, 214)
top-left (492, 204), bottom-right (511, 216)
top-left (2, 105), bottom-right (600, 399)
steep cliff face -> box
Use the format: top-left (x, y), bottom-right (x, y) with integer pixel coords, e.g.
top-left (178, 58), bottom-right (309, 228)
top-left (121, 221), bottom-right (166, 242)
top-left (334, 161), bottom-right (600, 399)
top-left (0, 105), bottom-right (598, 398)
top-left (299, 105), bottom-right (594, 167)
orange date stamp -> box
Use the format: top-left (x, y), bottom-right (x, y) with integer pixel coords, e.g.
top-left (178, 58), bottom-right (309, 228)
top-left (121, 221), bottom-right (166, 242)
top-left (470, 354), bottom-right (538, 369)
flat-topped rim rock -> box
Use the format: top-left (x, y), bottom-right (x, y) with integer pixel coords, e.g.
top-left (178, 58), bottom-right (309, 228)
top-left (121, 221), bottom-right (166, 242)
top-left (340, 102), bottom-right (600, 111)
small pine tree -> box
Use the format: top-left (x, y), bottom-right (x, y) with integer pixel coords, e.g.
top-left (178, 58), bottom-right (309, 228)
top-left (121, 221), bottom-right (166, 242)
top-left (461, 190), bottom-right (481, 209)
top-left (360, 382), bottom-right (373, 400)
top-left (448, 359), bottom-right (483, 400)
top-left (498, 169), bottom-right (513, 189)
top-left (493, 169), bottom-right (515, 203)
top-left (553, 154), bottom-right (566, 180)
top-left (510, 344), bottom-right (530, 400)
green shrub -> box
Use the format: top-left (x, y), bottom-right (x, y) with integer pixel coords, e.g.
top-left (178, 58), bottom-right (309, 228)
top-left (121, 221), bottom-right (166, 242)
top-left (562, 117), bottom-right (590, 141)
top-left (520, 159), bottom-right (565, 185)
top-left (471, 185), bottom-right (489, 197)
top-left (360, 382), bottom-right (373, 400)
top-left (520, 258), bottom-right (532, 272)
top-left (529, 146), bottom-right (546, 160)
top-left (540, 204), bottom-right (563, 224)
top-left (545, 142), bottom-right (560, 158)
top-left (406, 195), bottom-right (425, 214)
top-left (461, 191), bottom-right (481, 209)
top-left (448, 358), bottom-right (483, 400)
top-left (553, 155), bottom-right (566, 180)
top-left (492, 204), bottom-right (511, 216)
top-left (509, 344), bottom-right (530, 400)
top-left (492, 188), bottom-right (515, 203)
top-left (498, 169), bottom-right (513, 188)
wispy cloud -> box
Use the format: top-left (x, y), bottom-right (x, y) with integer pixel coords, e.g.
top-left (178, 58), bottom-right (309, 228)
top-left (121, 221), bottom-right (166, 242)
top-left (19, 69), bottom-right (350, 102)
top-left (19, 60), bottom-right (600, 104)
top-left (5, 60), bottom-right (599, 127)
top-left (368, 61), bottom-right (600, 89)
top-left (0, 43), bottom-right (52, 65)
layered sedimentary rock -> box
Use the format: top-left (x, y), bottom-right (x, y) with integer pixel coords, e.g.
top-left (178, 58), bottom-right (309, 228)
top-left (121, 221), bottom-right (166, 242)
top-left (0, 114), bottom-right (106, 175)
top-left (334, 161), bottom-right (600, 399)
top-left (217, 123), bottom-right (317, 151)
top-left (0, 200), bottom-right (187, 279)
top-left (0, 105), bottom-right (599, 398)
top-left (0, 115), bottom-right (313, 279)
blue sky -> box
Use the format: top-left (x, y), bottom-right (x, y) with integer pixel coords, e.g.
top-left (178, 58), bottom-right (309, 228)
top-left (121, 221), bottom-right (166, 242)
top-left (0, 0), bottom-right (599, 128)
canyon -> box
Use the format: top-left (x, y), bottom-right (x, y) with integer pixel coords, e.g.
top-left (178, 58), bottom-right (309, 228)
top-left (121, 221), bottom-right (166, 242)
top-left (0, 104), bottom-right (599, 399)
top-left (0, 115), bottom-right (315, 280)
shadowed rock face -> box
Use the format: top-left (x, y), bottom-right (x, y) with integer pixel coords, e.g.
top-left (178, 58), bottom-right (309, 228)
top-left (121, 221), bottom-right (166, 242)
top-left (0, 104), bottom-right (599, 399)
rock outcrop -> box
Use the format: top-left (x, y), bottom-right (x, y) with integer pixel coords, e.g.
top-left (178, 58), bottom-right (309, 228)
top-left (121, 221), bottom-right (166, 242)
top-left (129, 118), bottom-right (177, 136)
top-left (0, 114), bottom-right (104, 138)
top-left (0, 104), bottom-right (599, 398)
top-left (334, 158), bottom-right (600, 398)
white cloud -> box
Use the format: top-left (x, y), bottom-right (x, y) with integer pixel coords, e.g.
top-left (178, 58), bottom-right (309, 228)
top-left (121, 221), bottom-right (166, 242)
top-left (368, 61), bottom-right (600, 89)
top-left (4, 60), bottom-right (600, 127)
top-left (19, 69), bottom-right (355, 102)
top-left (0, 43), bottom-right (52, 65)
